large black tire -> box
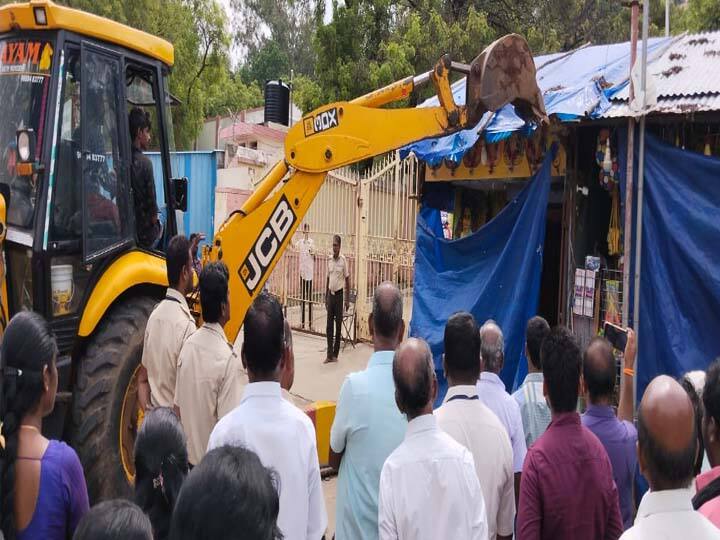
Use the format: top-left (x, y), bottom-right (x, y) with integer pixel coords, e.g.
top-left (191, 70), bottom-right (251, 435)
top-left (71, 295), bottom-right (158, 502)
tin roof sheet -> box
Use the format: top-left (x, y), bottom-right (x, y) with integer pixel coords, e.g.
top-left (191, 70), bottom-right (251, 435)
top-left (602, 94), bottom-right (720, 118)
top-left (612, 31), bottom-right (720, 101)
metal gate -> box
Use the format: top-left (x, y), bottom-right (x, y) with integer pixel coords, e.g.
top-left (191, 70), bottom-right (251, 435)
top-left (266, 152), bottom-right (418, 342)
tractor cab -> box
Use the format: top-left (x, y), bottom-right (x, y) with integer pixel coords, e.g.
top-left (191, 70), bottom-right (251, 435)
top-left (0, 1), bottom-right (184, 344)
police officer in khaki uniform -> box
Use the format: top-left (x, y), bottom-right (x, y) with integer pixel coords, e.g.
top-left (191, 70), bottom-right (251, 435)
top-left (138, 235), bottom-right (196, 411)
top-left (174, 261), bottom-right (244, 466)
top-left (325, 234), bottom-right (350, 363)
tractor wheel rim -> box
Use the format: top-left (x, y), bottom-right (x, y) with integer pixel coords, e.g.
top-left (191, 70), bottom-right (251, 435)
top-left (120, 364), bottom-right (142, 483)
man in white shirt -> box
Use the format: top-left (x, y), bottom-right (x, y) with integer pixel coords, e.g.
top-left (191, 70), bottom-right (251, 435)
top-left (325, 234), bottom-right (350, 363)
top-left (208, 292), bottom-right (327, 540)
top-left (378, 337), bottom-right (488, 540)
top-left (620, 375), bottom-right (720, 540)
top-left (174, 262), bottom-right (244, 466)
top-left (296, 223), bottom-right (315, 330)
top-left (437, 312), bottom-right (515, 540)
top-left (477, 319), bottom-right (527, 504)
top-left (138, 235), bottom-right (196, 411)
top-left (330, 282), bottom-right (407, 540)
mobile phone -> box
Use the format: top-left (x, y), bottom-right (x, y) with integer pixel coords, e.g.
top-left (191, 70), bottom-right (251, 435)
top-left (604, 322), bottom-right (628, 351)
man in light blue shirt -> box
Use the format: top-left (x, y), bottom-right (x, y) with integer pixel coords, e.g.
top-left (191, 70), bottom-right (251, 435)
top-left (330, 282), bottom-right (407, 540)
top-left (513, 315), bottom-right (552, 448)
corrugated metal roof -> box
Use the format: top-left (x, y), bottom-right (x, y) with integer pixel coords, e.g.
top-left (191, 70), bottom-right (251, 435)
top-left (612, 31), bottom-right (720, 101)
top-left (603, 94), bottom-right (720, 118)
top-left (406, 32), bottom-right (720, 163)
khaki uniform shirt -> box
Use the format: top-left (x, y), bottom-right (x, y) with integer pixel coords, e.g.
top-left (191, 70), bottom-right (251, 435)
top-left (142, 288), bottom-right (195, 409)
top-left (174, 322), bottom-right (244, 465)
top-left (327, 254), bottom-right (349, 293)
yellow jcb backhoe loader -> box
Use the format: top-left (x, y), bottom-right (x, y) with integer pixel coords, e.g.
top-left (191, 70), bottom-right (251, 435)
top-left (0, 0), bottom-right (545, 500)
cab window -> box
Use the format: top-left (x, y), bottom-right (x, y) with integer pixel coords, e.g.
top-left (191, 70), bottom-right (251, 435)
top-left (81, 46), bottom-right (131, 261)
top-left (0, 38), bottom-right (55, 229)
top-left (51, 47), bottom-right (82, 242)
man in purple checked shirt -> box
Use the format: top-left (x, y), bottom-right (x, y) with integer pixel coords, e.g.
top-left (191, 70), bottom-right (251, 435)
top-left (581, 329), bottom-right (638, 530)
top-left (516, 327), bottom-right (622, 540)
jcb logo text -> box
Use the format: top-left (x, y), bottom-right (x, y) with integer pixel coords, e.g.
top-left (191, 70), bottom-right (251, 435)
top-left (239, 195), bottom-right (296, 294)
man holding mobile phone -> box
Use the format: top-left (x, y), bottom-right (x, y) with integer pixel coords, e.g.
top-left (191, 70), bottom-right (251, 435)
top-left (581, 327), bottom-right (637, 530)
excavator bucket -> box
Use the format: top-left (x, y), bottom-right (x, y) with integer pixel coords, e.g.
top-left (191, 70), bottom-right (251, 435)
top-left (465, 34), bottom-right (547, 127)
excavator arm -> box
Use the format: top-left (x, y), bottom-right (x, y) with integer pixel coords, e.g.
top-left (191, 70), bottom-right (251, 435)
top-left (208, 34), bottom-right (547, 342)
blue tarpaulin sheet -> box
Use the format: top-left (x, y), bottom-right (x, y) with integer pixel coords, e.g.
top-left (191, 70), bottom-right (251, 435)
top-left (620, 133), bottom-right (720, 399)
top-left (401, 37), bottom-right (673, 164)
top-left (148, 151), bottom-right (218, 249)
top-left (410, 148), bottom-right (554, 400)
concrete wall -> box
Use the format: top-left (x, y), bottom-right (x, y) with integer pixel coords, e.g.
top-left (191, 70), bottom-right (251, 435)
top-left (195, 116), bottom-right (236, 151)
top-left (214, 143), bottom-right (284, 233)
top-left (214, 186), bottom-right (253, 233)
top-left (257, 138), bottom-right (283, 156)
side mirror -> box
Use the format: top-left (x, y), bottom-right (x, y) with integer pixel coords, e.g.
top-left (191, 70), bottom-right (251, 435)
top-left (16, 129), bottom-right (36, 162)
top-left (15, 129), bottom-right (42, 176)
top-left (171, 177), bottom-right (188, 212)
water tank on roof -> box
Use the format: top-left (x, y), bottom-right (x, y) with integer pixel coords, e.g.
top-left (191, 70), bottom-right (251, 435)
top-left (264, 80), bottom-right (290, 126)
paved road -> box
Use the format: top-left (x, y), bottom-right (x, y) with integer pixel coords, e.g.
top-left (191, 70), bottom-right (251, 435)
top-left (235, 329), bottom-right (374, 538)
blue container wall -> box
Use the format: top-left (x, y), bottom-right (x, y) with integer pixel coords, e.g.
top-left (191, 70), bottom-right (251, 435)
top-left (147, 151), bottom-right (218, 247)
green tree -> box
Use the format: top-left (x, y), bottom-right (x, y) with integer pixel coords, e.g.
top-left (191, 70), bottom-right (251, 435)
top-left (306, 0), bottom-right (496, 108)
top-left (311, 0), bottom-right (412, 104)
top-left (230, 0), bottom-right (323, 79)
top-left (291, 74), bottom-right (324, 112)
top-left (205, 72), bottom-right (264, 118)
top-left (399, 5), bottom-right (494, 73)
top-left (675, 0), bottom-right (720, 32)
top-left (240, 40), bottom-right (291, 86)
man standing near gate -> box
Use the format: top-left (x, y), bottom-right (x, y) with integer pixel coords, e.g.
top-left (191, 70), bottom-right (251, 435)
top-left (296, 223), bottom-right (315, 330)
top-left (325, 234), bottom-right (350, 363)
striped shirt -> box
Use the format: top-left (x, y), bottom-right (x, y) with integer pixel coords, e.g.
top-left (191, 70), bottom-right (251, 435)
top-left (512, 372), bottom-right (551, 448)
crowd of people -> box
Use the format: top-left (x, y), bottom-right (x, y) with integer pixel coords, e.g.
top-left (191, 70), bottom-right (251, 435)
top-left (2, 234), bottom-right (720, 540)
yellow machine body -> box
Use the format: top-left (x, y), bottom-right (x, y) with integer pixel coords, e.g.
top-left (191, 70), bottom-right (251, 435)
top-left (78, 251), bottom-right (168, 337)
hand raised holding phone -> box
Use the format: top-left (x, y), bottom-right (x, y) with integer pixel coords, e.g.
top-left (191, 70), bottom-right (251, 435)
top-left (624, 328), bottom-right (636, 370)
top-left (604, 322), bottom-right (627, 350)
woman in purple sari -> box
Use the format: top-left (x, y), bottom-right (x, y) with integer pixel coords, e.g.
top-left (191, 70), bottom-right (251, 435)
top-left (0, 311), bottom-right (89, 540)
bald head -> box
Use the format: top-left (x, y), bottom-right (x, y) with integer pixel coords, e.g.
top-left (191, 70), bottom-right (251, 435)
top-left (638, 375), bottom-right (698, 490)
top-left (393, 338), bottom-right (436, 419)
top-left (583, 337), bottom-right (616, 403)
top-left (480, 320), bottom-right (504, 373)
top-left (371, 282), bottom-right (404, 347)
